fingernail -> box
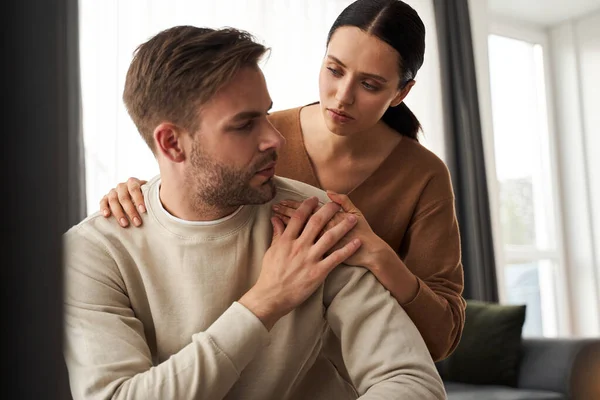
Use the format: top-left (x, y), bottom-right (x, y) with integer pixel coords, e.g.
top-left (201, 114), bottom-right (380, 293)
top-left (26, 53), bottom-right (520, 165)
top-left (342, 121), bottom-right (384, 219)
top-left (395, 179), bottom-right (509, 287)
top-left (138, 204), bottom-right (146, 213)
top-left (133, 217), bottom-right (141, 226)
top-left (272, 205), bottom-right (280, 211)
top-left (120, 218), bottom-right (128, 227)
top-left (347, 215), bottom-right (357, 223)
top-left (103, 209), bottom-right (109, 217)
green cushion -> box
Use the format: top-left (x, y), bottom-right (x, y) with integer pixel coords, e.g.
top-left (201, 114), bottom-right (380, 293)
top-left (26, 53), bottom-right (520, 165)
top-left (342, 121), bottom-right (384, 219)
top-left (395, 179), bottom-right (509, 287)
top-left (438, 300), bottom-right (526, 387)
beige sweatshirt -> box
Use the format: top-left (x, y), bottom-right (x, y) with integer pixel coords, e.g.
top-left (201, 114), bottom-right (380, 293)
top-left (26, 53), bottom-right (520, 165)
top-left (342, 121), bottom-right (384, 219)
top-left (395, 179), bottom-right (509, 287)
top-left (63, 175), bottom-right (445, 400)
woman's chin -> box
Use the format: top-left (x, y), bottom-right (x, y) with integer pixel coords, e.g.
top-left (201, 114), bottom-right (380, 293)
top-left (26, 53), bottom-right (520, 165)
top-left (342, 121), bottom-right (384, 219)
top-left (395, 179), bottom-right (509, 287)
top-left (323, 116), bottom-right (357, 137)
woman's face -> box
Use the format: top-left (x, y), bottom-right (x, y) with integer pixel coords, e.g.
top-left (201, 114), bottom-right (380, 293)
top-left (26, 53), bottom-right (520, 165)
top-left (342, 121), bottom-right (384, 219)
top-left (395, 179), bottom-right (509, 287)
top-left (318, 26), bottom-right (408, 137)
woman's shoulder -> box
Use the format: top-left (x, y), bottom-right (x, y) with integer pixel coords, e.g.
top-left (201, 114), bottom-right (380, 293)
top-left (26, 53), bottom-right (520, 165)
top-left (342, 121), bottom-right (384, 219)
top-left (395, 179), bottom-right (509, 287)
top-left (267, 102), bottom-right (319, 135)
top-left (267, 106), bottom-right (302, 132)
top-left (398, 137), bottom-right (451, 180)
top-left (383, 136), bottom-right (456, 205)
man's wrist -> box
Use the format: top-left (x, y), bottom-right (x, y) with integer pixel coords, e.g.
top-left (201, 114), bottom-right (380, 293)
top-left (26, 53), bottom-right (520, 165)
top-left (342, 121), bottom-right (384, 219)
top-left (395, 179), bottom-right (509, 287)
top-left (238, 290), bottom-right (280, 331)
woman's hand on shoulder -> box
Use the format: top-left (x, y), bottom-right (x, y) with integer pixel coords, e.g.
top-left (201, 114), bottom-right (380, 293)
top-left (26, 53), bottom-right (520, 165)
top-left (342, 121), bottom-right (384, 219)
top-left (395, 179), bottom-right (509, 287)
top-left (272, 191), bottom-right (388, 268)
top-left (99, 177), bottom-right (148, 228)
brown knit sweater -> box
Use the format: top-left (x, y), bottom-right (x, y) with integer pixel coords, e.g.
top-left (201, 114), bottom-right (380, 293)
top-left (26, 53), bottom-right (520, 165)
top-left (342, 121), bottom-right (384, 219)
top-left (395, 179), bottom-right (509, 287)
top-left (268, 105), bottom-right (466, 361)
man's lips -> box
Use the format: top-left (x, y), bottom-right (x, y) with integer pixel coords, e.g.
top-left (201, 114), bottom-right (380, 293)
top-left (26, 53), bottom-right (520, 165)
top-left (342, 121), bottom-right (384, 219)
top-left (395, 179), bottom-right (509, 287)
top-left (256, 162), bottom-right (276, 177)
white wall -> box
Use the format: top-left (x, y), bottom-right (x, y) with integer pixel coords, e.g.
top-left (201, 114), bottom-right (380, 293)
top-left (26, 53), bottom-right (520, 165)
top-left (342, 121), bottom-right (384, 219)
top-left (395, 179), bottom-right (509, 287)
top-left (549, 11), bottom-right (600, 337)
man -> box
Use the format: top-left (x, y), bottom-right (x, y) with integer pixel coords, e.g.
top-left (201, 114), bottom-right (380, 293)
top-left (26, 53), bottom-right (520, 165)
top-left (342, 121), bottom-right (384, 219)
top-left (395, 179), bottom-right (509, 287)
top-left (63, 26), bottom-right (445, 399)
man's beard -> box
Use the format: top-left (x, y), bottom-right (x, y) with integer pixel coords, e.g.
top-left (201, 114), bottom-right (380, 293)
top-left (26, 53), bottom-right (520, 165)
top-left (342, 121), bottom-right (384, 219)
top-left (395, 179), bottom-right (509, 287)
top-left (186, 141), bottom-right (277, 210)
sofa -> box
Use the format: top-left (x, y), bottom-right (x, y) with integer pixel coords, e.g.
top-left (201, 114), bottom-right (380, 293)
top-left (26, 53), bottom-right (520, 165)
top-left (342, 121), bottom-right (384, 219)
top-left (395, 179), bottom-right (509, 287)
top-left (436, 300), bottom-right (600, 400)
top-left (443, 337), bottom-right (600, 400)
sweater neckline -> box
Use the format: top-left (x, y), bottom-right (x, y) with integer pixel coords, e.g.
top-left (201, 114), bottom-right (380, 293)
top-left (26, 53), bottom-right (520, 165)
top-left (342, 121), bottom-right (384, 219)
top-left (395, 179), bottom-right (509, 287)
top-left (292, 102), bottom-right (406, 197)
top-left (145, 176), bottom-right (255, 240)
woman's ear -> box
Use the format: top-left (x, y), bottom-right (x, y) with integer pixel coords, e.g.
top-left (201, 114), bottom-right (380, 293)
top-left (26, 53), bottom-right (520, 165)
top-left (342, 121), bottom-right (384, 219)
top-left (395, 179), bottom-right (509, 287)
top-left (154, 123), bottom-right (186, 162)
top-left (390, 79), bottom-right (416, 107)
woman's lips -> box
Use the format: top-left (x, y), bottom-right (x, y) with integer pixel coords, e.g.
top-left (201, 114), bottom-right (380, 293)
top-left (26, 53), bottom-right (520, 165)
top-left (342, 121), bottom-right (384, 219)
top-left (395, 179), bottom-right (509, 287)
top-left (327, 108), bottom-right (354, 123)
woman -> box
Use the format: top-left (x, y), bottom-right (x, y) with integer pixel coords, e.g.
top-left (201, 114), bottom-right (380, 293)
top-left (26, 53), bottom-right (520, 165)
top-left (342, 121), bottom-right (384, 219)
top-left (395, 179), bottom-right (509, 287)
top-left (100, 0), bottom-right (465, 363)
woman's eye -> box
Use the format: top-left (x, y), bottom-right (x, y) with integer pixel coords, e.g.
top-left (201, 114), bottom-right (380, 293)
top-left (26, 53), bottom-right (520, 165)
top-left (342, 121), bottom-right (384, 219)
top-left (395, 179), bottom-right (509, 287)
top-left (327, 67), bottom-right (342, 76)
top-left (362, 82), bottom-right (379, 91)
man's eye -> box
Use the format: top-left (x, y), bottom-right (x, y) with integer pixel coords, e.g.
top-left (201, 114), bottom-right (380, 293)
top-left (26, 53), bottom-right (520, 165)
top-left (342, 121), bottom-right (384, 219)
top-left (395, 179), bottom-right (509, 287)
top-left (237, 120), bottom-right (254, 131)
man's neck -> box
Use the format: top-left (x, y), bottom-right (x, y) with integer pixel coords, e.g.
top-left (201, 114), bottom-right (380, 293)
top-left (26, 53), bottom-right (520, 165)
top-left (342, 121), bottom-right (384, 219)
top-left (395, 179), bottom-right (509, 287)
top-left (158, 179), bottom-right (239, 222)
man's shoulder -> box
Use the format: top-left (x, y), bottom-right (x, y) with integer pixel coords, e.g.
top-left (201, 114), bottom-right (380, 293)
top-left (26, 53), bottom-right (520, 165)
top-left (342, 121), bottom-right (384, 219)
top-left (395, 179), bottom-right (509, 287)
top-left (273, 176), bottom-right (329, 205)
top-left (63, 210), bottom-right (126, 251)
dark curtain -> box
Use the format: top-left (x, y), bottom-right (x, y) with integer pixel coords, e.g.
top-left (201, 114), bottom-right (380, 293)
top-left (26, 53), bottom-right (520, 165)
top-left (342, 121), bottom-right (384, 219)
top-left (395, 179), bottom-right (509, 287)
top-left (433, 0), bottom-right (499, 302)
top-left (65, 0), bottom-right (87, 230)
top-left (2, 0), bottom-right (81, 398)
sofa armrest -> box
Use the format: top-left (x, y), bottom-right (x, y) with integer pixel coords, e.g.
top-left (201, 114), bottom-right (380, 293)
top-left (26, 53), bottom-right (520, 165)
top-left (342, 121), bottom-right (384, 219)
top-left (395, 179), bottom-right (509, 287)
top-left (518, 337), bottom-right (600, 399)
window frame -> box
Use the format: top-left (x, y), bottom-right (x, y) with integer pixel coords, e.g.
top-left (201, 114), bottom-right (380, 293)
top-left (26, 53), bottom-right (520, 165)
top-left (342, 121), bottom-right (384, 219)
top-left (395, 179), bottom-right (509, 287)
top-left (486, 18), bottom-right (571, 337)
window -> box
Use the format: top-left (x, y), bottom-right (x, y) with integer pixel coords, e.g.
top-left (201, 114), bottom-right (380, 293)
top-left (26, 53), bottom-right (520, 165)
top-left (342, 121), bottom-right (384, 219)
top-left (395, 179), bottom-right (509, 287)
top-left (487, 29), bottom-right (566, 337)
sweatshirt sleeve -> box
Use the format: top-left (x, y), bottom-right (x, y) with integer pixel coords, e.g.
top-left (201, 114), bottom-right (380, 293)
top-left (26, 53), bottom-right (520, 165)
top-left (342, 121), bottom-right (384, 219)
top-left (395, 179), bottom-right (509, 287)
top-left (63, 228), bottom-right (270, 400)
top-left (323, 265), bottom-right (446, 400)
top-left (398, 172), bottom-right (466, 361)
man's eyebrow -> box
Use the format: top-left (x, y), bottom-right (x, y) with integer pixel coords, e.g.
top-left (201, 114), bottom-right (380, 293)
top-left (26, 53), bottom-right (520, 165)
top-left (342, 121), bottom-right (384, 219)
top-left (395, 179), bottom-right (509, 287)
top-left (230, 101), bottom-right (273, 121)
top-left (327, 55), bottom-right (389, 83)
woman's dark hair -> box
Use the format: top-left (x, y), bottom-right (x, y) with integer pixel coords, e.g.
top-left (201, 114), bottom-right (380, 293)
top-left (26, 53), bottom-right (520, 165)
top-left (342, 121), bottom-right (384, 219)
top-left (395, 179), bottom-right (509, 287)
top-left (327, 0), bottom-right (425, 140)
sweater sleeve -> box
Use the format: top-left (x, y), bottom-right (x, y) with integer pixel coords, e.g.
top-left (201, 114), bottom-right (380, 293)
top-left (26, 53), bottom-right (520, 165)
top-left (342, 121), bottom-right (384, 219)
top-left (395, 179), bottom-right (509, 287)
top-left (323, 265), bottom-right (446, 400)
top-left (63, 228), bottom-right (270, 400)
top-left (399, 177), bottom-right (466, 361)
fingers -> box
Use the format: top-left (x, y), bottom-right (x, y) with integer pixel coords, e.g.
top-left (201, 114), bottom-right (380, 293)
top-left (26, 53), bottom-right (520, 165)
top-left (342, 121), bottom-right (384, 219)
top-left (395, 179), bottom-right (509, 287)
top-left (107, 189), bottom-right (129, 227)
top-left (323, 209), bottom-right (346, 233)
top-left (271, 216), bottom-right (285, 243)
top-left (319, 238), bottom-right (362, 272)
top-left (276, 199), bottom-right (302, 212)
top-left (273, 200), bottom-right (316, 227)
top-left (100, 196), bottom-right (111, 218)
top-left (116, 182), bottom-right (141, 227)
top-left (298, 202), bottom-right (342, 245)
top-left (127, 177), bottom-right (147, 214)
top-left (283, 197), bottom-right (319, 239)
top-left (310, 213), bottom-right (357, 259)
top-left (326, 191), bottom-right (358, 213)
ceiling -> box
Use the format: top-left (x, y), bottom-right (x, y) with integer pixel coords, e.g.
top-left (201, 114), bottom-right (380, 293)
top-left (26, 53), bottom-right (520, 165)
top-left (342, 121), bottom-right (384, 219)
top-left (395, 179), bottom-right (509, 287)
top-left (488, 0), bottom-right (600, 26)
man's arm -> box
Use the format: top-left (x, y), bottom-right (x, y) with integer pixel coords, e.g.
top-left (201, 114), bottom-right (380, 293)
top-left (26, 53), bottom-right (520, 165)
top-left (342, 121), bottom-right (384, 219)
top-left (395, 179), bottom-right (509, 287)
top-left (65, 197), bottom-right (362, 399)
top-left (323, 266), bottom-right (446, 399)
top-left (64, 229), bottom-right (270, 400)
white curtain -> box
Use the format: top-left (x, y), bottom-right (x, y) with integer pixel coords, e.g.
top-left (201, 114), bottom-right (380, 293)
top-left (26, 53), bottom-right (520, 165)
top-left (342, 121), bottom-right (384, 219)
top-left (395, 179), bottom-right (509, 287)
top-left (79, 0), bottom-right (444, 215)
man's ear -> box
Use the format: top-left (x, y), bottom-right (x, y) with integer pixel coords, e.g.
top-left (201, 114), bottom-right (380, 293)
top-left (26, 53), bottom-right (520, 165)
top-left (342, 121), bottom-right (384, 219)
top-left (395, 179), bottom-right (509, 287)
top-left (154, 123), bottom-right (186, 163)
top-left (390, 79), bottom-right (416, 108)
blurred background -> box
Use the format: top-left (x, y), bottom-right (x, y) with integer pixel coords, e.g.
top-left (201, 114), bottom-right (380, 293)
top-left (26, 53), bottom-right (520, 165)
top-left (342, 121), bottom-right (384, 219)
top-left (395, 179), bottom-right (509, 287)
top-left (3, 0), bottom-right (599, 398)
top-left (79, 0), bottom-right (600, 339)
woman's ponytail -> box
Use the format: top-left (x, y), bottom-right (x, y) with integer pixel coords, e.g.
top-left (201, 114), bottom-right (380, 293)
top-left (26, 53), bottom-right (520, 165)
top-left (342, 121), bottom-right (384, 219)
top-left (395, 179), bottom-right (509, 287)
top-left (382, 102), bottom-right (421, 140)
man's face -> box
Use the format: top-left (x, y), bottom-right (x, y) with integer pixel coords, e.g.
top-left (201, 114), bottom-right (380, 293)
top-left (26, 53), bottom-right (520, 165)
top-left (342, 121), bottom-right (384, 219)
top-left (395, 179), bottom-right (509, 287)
top-left (185, 66), bottom-right (284, 209)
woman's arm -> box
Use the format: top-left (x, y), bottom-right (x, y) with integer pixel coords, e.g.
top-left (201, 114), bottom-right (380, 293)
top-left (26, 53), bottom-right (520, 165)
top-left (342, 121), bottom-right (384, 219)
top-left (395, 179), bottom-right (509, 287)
top-left (366, 196), bottom-right (465, 361)
top-left (273, 191), bottom-right (465, 361)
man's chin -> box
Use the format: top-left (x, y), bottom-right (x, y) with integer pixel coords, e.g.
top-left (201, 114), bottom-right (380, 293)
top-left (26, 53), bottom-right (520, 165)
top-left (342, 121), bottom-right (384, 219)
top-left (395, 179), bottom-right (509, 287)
top-left (240, 179), bottom-right (276, 206)
top-left (259, 179), bottom-right (277, 203)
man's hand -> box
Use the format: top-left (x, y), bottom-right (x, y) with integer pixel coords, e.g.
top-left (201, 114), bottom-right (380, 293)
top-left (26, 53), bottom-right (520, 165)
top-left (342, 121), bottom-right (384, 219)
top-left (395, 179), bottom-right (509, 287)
top-left (239, 196), bottom-right (361, 330)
